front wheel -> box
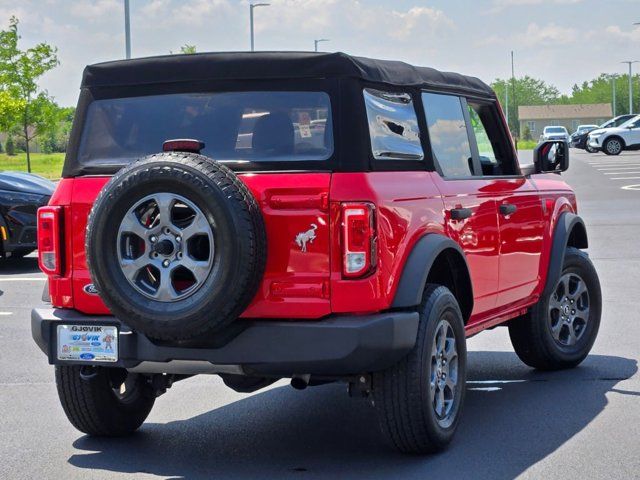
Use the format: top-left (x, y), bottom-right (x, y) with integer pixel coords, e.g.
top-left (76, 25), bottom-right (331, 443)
top-left (585, 144), bottom-right (597, 153)
top-left (373, 285), bottom-right (467, 454)
top-left (508, 247), bottom-right (601, 370)
top-left (603, 137), bottom-right (623, 155)
top-left (55, 366), bottom-right (156, 436)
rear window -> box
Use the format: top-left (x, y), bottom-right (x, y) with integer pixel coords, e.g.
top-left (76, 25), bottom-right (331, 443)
top-left (78, 91), bottom-right (333, 165)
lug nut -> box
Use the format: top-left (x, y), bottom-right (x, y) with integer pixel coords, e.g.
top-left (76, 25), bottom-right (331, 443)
top-left (150, 235), bottom-right (157, 243)
top-left (175, 235), bottom-right (181, 243)
top-left (162, 259), bottom-right (170, 268)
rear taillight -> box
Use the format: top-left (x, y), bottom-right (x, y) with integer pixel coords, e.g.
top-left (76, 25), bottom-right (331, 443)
top-left (341, 202), bottom-right (376, 278)
top-left (37, 206), bottom-right (63, 275)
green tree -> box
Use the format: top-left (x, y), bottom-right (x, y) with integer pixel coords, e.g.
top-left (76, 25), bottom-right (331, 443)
top-left (0, 16), bottom-right (59, 172)
top-left (491, 76), bottom-right (561, 135)
top-left (40, 106), bottom-right (74, 153)
top-left (5, 135), bottom-right (14, 155)
top-left (561, 73), bottom-right (639, 116)
top-left (171, 44), bottom-right (197, 54)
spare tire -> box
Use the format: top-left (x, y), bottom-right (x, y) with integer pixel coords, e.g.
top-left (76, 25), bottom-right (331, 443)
top-left (86, 152), bottom-right (266, 341)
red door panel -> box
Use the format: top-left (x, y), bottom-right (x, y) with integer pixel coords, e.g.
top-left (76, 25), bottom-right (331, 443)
top-left (494, 178), bottom-right (545, 308)
top-left (431, 175), bottom-right (501, 318)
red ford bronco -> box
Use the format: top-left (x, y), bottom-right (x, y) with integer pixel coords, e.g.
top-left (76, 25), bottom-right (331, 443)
top-left (32, 52), bottom-right (601, 454)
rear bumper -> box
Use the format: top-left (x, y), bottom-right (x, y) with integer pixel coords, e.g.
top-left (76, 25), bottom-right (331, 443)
top-left (31, 308), bottom-right (419, 377)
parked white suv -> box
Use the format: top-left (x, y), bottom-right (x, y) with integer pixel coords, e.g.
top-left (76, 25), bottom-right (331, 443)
top-left (587, 115), bottom-right (640, 155)
top-left (540, 126), bottom-right (570, 142)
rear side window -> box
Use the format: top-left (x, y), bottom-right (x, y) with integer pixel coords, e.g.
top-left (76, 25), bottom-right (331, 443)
top-left (363, 89), bottom-right (424, 160)
top-left (78, 91), bottom-right (333, 165)
top-left (421, 92), bottom-right (473, 178)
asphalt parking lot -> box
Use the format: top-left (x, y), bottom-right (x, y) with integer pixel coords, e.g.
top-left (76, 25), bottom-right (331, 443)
top-left (1, 149), bottom-right (639, 479)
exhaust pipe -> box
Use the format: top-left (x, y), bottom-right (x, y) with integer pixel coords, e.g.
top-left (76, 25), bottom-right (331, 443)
top-left (290, 374), bottom-right (311, 390)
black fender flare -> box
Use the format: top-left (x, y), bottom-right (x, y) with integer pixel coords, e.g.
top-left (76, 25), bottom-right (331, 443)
top-left (392, 234), bottom-right (473, 318)
top-left (542, 212), bottom-right (588, 297)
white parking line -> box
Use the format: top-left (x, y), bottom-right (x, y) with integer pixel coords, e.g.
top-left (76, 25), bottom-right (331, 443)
top-left (610, 176), bottom-right (640, 180)
top-left (596, 166), bottom-right (640, 170)
top-left (604, 171), bottom-right (640, 175)
top-left (589, 162), bottom-right (640, 166)
top-left (621, 184), bottom-right (640, 190)
top-left (0, 312), bottom-right (12, 316)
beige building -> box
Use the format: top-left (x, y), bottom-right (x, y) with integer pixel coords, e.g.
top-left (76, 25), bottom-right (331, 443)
top-left (518, 103), bottom-right (613, 137)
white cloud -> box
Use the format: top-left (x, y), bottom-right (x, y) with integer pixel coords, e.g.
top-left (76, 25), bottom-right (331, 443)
top-left (492, 0), bottom-right (583, 8)
top-left (69, 0), bottom-right (120, 20)
top-left (388, 7), bottom-right (453, 40)
top-left (516, 22), bottom-right (578, 47)
top-left (254, 1), bottom-right (453, 44)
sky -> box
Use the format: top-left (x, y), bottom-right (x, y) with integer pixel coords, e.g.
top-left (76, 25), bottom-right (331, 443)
top-left (2, 0), bottom-right (640, 107)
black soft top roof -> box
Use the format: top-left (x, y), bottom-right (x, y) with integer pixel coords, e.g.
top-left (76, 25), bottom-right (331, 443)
top-left (81, 51), bottom-right (495, 98)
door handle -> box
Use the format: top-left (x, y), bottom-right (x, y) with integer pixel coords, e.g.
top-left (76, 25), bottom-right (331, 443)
top-left (450, 208), bottom-right (473, 220)
top-left (500, 203), bottom-right (517, 216)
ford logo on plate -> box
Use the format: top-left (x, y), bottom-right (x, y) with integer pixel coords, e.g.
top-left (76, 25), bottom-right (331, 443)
top-left (83, 284), bottom-right (99, 295)
top-left (80, 353), bottom-right (95, 360)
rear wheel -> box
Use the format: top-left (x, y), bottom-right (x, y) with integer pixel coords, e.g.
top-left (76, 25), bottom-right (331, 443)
top-left (603, 137), bottom-right (623, 155)
top-left (509, 247), bottom-right (601, 370)
top-left (373, 285), bottom-right (467, 454)
top-left (55, 366), bottom-right (155, 436)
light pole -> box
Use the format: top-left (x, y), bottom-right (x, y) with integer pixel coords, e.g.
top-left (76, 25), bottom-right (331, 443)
top-left (621, 61), bottom-right (639, 114)
top-left (610, 74), bottom-right (617, 117)
top-left (510, 50), bottom-right (516, 138)
top-left (314, 38), bottom-right (329, 52)
top-left (124, 0), bottom-right (131, 59)
top-left (250, 3), bottom-right (270, 52)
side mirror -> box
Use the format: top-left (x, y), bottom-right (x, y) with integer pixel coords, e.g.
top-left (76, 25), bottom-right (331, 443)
top-left (533, 140), bottom-right (569, 174)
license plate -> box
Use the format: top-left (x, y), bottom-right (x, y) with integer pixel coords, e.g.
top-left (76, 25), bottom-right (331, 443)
top-left (56, 325), bottom-right (118, 362)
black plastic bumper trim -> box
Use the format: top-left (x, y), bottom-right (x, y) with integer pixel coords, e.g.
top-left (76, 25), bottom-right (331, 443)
top-left (31, 308), bottom-right (419, 376)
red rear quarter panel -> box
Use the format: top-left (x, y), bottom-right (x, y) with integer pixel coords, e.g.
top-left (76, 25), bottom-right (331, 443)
top-left (329, 172), bottom-right (445, 313)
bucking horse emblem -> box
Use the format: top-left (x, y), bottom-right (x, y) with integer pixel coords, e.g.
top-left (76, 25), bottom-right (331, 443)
top-left (295, 224), bottom-right (318, 252)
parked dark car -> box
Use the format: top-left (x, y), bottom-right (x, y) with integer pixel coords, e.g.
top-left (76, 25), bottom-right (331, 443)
top-left (0, 171), bottom-right (55, 259)
top-left (571, 115), bottom-right (636, 152)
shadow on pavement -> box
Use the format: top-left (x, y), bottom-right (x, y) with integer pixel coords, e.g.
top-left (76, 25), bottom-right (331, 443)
top-left (0, 256), bottom-right (40, 275)
top-left (68, 352), bottom-right (637, 480)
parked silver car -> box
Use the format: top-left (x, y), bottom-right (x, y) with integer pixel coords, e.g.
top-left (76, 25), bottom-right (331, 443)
top-left (540, 125), bottom-right (570, 142)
